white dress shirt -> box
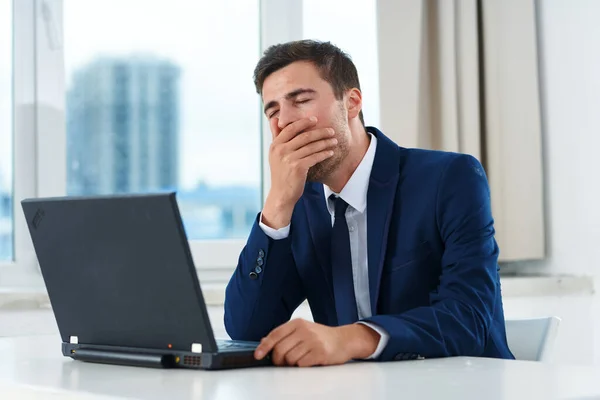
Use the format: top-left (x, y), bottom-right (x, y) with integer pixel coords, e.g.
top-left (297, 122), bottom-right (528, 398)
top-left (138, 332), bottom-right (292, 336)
top-left (259, 132), bottom-right (390, 359)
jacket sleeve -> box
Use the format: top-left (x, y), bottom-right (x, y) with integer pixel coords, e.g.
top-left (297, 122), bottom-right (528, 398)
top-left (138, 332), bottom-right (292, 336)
top-left (363, 154), bottom-right (501, 361)
top-left (224, 214), bottom-right (305, 341)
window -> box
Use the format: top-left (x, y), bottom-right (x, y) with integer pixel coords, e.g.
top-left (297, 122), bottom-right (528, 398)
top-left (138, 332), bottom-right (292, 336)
top-left (0, 0), bottom-right (13, 262)
top-left (5, 0), bottom-right (382, 286)
top-left (63, 0), bottom-right (262, 240)
top-left (302, 0), bottom-right (380, 127)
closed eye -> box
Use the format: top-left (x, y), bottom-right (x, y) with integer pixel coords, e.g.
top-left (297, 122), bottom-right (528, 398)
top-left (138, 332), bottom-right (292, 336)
top-left (267, 99), bottom-right (311, 118)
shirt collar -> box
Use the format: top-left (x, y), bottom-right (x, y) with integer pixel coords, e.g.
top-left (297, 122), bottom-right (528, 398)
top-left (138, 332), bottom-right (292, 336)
top-left (324, 131), bottom-right (378, 215)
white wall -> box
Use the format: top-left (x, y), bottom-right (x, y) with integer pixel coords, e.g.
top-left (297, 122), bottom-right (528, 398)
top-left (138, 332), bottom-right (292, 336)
top-left (511, 0), bottom-right (600, 365)
top-left (531, 0), bottom-right (600, 278)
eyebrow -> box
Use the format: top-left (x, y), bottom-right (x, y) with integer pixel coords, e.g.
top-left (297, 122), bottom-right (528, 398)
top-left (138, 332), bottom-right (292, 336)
top-left (263, 88), bottom-right (317, 115)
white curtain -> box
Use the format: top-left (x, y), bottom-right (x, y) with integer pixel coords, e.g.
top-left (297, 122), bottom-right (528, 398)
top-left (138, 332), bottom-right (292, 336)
top-left (377, 0), bottom-right (545, 261)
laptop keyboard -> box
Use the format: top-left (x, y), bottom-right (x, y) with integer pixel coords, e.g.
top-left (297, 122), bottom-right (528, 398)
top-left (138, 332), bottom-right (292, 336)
top-left (217, 340), bottom-right (258, 350)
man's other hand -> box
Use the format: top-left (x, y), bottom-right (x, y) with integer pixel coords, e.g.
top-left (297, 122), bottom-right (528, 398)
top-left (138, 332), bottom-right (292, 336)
top-left (254, 319), bottom-right (380, 367)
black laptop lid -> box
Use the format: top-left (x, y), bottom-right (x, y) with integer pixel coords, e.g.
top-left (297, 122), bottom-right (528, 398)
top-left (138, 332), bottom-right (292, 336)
top-left (21, 193), bottom-right (218, 353)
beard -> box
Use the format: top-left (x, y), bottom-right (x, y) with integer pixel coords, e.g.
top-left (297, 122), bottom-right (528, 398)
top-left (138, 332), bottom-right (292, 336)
top-left (306, 146), bottom-right (346, 182)
top-left (306, 104), bottom-right (350, 183)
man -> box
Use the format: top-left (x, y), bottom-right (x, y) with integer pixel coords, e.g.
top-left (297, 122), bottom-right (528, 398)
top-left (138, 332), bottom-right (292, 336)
top-left (224, 40), bottom-right (514, 367)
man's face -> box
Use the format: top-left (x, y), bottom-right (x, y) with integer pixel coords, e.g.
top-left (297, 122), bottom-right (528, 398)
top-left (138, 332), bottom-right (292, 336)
top-left (262, 61), bottom-right (350, 182)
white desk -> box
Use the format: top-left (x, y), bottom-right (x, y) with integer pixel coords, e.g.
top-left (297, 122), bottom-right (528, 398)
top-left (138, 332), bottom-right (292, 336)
top-left (1, 335), bottom-right (599, 400)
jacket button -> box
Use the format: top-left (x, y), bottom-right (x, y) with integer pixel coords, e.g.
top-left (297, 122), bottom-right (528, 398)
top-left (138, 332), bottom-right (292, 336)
top-left (249, 271), bottom-right (258, 280)
top-left (254, 265), bottom-right (263, 274)
top-left (258, 249), bottom-right (265, 258)
top-left (256, 257), bottom-right (264, 267)
top-left (394, 353), bottom-right (403, 361)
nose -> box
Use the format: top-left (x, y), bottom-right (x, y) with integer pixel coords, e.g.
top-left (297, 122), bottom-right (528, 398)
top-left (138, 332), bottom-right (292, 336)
top-left (277, 104), bottom-right (305, 131)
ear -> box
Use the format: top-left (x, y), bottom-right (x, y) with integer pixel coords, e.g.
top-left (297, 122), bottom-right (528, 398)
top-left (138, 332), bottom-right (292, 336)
top-left (345, 88), bottom-right (363, 121)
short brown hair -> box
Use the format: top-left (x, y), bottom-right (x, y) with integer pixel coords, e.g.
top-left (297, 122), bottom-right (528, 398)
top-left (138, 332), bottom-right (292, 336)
top-left (253, 40), bottom-right (365, 126)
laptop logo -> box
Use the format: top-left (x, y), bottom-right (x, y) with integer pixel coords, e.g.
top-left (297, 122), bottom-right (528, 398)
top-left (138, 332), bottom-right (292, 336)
top-left (32, 208), bottom-right (45, 229)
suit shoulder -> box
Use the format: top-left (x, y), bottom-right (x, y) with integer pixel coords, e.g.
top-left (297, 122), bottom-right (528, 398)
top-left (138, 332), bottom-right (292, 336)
top-left (399, 147), bottom-right (478, 172)
top-left (397, 149), bottom-right (486, 193)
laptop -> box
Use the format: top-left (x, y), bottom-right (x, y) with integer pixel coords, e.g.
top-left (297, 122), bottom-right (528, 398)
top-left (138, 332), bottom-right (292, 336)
top-left (21, 192), bottom-right (271, 370)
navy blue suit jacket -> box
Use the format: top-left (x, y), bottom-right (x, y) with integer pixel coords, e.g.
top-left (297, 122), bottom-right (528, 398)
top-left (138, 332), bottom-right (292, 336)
top-left (225, 127), bottom-right (514, 361)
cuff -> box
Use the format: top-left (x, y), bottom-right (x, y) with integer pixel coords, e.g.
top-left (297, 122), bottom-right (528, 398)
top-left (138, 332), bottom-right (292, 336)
top-left (259, 212), bottom-right (290, 240)
top-left (357, 321), bottom-right (390, 360)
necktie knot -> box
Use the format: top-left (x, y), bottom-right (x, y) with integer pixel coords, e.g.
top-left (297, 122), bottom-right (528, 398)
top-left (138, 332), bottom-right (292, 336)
top-left (330, 195), bottom-right (349, 218)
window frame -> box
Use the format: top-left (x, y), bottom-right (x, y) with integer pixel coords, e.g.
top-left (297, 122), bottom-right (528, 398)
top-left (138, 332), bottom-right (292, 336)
top-left (0, 0), bottom-right (43, 287)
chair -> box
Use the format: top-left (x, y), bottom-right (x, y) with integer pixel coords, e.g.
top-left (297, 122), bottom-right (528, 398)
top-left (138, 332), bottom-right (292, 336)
top-left (505, 316), bottom-right (561, 362)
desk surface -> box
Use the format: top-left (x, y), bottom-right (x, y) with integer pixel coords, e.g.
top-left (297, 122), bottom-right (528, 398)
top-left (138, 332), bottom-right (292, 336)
top-left (1, 335), bottom-right (599, 400)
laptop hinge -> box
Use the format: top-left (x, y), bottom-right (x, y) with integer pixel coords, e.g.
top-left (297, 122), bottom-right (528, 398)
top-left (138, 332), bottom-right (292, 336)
top-left (70, 348), bottom-right (176, 368)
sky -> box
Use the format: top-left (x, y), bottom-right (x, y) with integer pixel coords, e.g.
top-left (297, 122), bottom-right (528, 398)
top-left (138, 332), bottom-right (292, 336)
top-left (1, 0), bottom-right (379, 191)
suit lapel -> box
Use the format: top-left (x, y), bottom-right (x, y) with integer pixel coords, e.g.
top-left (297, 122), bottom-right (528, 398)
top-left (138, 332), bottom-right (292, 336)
top-left (302, 183), bottom-right (334, 296)
top-left (302, 128), bottom-right (401, 318)
top-left (366, 128), bottom-right (401, 315)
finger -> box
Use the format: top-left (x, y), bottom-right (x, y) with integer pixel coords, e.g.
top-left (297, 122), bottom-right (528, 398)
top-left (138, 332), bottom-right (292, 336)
top-left (290, 137), bottom-right (338, 161)
top-left (296, 350), bottom-right (322, 368)
top-left (298, 149), bottom-right (335, 170)
top-left (275, 116), bottom-right (318, 144)
top-left (255, 321), bottom-right (298, 360)
top-left (272, 336), bottom-right (304, 366)
top-left (284, 341), bottom-right (311, 366)
top-left (287, 127), bottom-right (336, 152)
